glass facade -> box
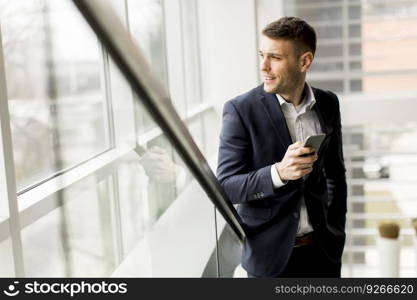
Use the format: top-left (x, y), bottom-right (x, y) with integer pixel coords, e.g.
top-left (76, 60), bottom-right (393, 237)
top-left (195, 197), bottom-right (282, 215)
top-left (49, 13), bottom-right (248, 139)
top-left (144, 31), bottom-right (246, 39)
top-left (285, 0), bottom-right (417, 95)
top-left (0, 0), bottom-right (109, 191)
top-left (0, 0), bottom-right (235, 277)
top-left (1, 0), bottom-right (415, 279)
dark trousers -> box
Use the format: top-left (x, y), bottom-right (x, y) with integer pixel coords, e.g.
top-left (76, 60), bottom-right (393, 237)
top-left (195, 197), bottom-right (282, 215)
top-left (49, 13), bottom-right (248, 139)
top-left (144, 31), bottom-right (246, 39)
top-left (247, 242), bottom-right (341, 278)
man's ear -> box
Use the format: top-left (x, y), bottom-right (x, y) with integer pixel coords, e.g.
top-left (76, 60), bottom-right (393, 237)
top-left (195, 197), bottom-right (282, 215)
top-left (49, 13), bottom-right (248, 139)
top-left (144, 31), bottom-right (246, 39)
top-left (300, 51), bottom-right (314, 72)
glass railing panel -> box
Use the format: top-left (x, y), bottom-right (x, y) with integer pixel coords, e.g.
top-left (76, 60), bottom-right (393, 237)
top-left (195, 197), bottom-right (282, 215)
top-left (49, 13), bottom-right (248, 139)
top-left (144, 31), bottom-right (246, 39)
top-left (215, 212), bottom-right (243, 278)
top-left (18, 129), bottom-right (220, 277)
top-left (0, 237), bottom-right (14, 276)
top-left (113, 137), bottom-right (219, 277)
top-left (20, 175), bottom-right (117, 277)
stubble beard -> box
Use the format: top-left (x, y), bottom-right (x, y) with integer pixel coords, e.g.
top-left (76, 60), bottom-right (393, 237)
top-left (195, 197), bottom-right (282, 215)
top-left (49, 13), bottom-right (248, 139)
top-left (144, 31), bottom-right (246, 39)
top-left (264, 70), bottom-right (303, 95)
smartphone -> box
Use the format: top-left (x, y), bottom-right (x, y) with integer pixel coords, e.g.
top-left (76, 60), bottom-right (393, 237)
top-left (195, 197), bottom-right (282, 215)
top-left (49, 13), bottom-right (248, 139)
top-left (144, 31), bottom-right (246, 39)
top-left (300, 134), bottom-right (326, 156)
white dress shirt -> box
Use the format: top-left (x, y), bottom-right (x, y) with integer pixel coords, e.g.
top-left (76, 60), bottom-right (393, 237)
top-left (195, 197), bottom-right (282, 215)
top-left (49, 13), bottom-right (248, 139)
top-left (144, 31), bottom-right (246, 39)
top-left (270, 83), bottom-right (323, 236)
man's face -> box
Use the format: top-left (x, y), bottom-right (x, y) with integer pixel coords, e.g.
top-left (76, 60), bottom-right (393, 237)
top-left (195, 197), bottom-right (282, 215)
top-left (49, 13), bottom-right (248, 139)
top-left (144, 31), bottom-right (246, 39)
top-left (259, 36), bottom-right (306, 95)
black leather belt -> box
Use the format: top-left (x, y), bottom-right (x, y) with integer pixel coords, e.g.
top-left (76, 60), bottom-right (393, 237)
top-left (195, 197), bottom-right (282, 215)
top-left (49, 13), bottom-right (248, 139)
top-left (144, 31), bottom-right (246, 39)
top-left (294, 232), bottom-right (313, 248)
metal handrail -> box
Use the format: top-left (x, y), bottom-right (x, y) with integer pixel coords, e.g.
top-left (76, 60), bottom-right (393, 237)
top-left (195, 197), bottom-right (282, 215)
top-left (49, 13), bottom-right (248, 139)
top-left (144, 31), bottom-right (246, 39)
top-left (72, 0), bottom-right (246, 241)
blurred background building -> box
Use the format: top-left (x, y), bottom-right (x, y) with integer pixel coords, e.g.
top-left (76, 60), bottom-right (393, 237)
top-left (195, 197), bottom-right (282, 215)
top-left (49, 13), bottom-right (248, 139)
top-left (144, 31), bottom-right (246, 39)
top-left (0, 0), bottom-right (416, 277)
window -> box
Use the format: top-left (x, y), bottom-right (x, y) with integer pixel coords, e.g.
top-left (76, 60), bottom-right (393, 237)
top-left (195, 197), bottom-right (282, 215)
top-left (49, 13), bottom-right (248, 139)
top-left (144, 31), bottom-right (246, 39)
top-left (285, 0), bottom-right (417, 94)
top-left (127, 0), bottom-right (169, 133)
top-left (0, 0), bottom-right (225, 277)
top-left (0, 0), bottom-right (110, 191)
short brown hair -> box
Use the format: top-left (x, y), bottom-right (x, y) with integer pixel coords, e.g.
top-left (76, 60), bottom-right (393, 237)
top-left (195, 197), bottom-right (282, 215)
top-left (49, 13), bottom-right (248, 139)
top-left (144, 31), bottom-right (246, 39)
top-left (262, 17), bottom-right (316, 55)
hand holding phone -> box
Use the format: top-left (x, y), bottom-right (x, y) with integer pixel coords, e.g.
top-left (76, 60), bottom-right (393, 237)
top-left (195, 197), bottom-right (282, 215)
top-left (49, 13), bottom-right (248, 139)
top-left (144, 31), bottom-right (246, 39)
top-left (276, 138), bottom-right (321, 181)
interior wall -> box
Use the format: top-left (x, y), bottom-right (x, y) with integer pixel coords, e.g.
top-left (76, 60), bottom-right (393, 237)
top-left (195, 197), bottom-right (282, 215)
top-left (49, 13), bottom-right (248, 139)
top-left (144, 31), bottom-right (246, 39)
top-left (196, 0), bottom-right (259, 114)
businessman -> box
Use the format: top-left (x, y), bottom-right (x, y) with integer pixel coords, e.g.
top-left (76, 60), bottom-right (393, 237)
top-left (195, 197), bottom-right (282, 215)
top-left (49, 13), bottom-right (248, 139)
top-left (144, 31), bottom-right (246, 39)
top-left (217, 17), bottom-right (347, 277)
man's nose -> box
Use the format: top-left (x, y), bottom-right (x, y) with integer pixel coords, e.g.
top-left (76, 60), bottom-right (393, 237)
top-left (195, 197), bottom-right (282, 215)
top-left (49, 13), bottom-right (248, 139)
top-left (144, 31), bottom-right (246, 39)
top-left (260, 58), bottom-right (270, 71)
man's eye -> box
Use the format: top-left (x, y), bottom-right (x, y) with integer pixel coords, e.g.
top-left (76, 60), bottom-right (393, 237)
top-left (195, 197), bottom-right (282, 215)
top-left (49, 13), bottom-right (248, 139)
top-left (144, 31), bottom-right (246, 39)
top-left (272, 56), bottom-right (281, 60)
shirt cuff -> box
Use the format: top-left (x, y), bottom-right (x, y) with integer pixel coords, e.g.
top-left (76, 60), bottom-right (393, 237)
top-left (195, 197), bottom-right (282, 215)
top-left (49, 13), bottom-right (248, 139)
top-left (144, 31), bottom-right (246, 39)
top-left (271, 163), bottom-right (287, 188)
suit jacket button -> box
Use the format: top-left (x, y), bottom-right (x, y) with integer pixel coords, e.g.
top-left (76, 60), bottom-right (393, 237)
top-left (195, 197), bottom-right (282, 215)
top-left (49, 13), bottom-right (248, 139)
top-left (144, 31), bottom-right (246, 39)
top-left (293, 212), bottom-right (299, 219)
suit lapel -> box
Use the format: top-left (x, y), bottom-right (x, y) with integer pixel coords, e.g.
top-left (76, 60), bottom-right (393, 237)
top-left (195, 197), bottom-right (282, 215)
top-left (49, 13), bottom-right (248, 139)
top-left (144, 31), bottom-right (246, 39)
top-left (259, 86), bottom-right (333, 152)
top-left (312, 87), bottom-right (332, 136)
top-left (260, 90), bottom-right (292, 149)
top-left (313, 103), bottom-right (328, 135)
top-left (311, 87), bottom-right (335, 163)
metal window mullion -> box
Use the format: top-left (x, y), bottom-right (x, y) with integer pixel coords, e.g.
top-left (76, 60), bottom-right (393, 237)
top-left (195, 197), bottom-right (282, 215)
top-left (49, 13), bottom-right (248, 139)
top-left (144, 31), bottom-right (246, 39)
top-left (178, 0), bottom-right (188, 118)
top-left (100, 45), bottom-right (117, 149)
top-left (160, 0), bottom-right (171, 99)
top-left (0, 25), bottom-right (25, 277)
top-left (193, 0), bottom-right (204, 104)
top-left (124, 0), bottom-right (144, 138)
top-left (109, 172), bottom-right (124, 264)
top-left (99, 44), bottom-right (123, 266)
top-left (100, 0), bottom-right (125, 253)
top-left (342, 0), bottom-right (350, 94)
top-left (124, 0), bottom-right (144, 140)
top-left (110, 0), bottom-right (129, 264)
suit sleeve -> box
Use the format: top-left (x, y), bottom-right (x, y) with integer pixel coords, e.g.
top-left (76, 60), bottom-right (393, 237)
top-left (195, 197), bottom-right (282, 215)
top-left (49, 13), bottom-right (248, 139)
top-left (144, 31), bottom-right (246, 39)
top-left (216, 100), bottom-right (275, 204)
top-left (324, 93), bottom-right (348, 234)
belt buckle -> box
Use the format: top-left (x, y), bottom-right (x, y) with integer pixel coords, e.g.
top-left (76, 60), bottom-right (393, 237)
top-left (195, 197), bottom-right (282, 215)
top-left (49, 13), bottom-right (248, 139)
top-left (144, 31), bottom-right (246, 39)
top-left (293, 233), bottom-right (312, 248)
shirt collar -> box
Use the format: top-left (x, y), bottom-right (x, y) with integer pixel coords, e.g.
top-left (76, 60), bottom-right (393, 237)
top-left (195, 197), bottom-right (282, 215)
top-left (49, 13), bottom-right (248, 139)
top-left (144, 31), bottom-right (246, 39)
top-left (276, 82), bottom-right (316, 110)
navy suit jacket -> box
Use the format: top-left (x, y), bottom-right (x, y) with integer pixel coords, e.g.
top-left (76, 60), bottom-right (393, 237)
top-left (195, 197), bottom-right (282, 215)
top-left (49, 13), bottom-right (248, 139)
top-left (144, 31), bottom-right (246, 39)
top-left (217, 84), bottom-right (347, 277)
